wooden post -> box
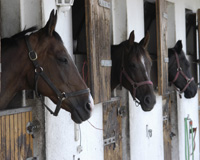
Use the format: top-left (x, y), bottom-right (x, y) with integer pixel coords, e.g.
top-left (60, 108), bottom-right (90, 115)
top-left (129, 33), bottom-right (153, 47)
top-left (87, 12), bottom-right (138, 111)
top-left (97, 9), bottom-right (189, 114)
top-left (156, 0), bottom-right (168, 95)
top-left (85, 0), bottom-right (111, 104)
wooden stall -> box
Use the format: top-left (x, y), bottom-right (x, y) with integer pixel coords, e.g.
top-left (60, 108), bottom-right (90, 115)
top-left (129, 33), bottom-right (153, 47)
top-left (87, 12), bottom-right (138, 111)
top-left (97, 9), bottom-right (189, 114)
top-left (0, 107), bottom-right (33, 160)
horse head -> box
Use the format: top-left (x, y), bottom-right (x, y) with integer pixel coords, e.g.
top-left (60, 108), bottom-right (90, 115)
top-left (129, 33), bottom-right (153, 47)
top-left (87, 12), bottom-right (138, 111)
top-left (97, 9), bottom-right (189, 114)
top-left (111, 31), bottom-right (156, 111)
top-left (168, 40), bottom-right (197, 98)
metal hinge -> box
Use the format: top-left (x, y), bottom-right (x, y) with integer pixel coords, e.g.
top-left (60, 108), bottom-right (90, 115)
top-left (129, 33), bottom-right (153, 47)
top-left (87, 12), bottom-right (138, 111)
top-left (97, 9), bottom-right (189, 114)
top-left (98, 0), bottom-right (110, 9)
top-left (104, 136), bottom-right (115, 146)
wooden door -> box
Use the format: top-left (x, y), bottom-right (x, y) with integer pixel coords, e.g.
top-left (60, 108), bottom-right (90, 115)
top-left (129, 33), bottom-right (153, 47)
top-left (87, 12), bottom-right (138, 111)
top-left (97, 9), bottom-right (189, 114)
top-left (0, 107), bottom-right (33, 160)
top-left (103, 98), bottom-right (122, 160)
top-left (156, 0), bottom-right (168, 95)
top-left (85, 0), bottom-right (111, 104)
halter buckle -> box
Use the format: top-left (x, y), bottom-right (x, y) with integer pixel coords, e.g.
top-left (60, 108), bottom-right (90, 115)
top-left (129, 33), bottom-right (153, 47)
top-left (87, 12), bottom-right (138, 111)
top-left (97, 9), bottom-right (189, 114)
top-left (29, 51), bottom-right (38, 61)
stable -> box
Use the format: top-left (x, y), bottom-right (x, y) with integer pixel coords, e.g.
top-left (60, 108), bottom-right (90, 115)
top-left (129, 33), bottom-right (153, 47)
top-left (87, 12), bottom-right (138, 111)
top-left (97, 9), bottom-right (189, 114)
top-left (1, 0), bottom-right (200, 160)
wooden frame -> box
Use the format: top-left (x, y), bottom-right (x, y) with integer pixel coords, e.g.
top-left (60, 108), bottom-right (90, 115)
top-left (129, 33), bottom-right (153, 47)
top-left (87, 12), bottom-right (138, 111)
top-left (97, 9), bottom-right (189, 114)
top-left (156, 0), bottom-right (168, 95)
top-left (85, 0), bottom-right (111, 104)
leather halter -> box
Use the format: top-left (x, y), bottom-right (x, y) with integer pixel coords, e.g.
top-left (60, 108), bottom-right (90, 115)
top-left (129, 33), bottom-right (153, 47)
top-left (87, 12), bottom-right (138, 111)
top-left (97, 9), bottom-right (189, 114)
top-left (120, 49), bottom-right (153, 103)
top-left (25, 36), bottom-right (90, 116)
top-left (170, 50), bottom-right (194, 94)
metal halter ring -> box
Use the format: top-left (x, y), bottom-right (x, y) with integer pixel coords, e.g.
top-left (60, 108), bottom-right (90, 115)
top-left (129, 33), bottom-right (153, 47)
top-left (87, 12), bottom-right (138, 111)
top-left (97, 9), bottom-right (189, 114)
top-left (35, 67), bottom-right (43, 73)
top-left (177, 67), bottom-right (182, 72)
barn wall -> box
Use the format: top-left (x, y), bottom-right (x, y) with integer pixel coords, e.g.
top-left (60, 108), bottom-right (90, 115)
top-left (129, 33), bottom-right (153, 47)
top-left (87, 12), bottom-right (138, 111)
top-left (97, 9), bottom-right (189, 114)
top-left (41, 1), bottom-right (104, 160)
top-left (126, 1), bottom-right (164, 160)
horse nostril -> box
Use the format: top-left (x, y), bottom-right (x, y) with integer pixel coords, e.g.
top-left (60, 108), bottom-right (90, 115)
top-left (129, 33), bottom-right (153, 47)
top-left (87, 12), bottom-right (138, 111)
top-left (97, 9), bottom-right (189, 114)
top-left (144, 95), bottom-right (151, 105)
top-left (85, 103), bottom-right (92, 112)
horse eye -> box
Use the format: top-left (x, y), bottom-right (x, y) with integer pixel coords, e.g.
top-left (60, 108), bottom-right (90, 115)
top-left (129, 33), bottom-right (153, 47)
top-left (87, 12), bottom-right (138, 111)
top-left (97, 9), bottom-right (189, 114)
top-left (129, 63), bottom-right (136, 68)
top-left (57, 57), bottom-right (68, 64)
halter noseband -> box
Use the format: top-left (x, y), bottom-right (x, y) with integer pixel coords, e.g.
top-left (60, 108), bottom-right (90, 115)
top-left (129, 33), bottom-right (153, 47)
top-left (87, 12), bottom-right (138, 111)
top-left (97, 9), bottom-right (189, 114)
top-left (170, 50), bottom-right (194, 95)
top-left (120, 49), bottom-right (153, 104)
top-left (25, 36), bottom-right (90, 116)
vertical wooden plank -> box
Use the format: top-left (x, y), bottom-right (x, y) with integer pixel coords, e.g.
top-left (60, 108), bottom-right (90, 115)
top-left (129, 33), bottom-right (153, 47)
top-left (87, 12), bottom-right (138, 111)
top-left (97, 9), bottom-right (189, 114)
top-left (163, 96), bottom-right (172, 160)
top-left (85, 0), bottom-right (111, 104)
top-left (6, 115), bottom-right (10, 160)
top-left (29, 112), bottom-right (33, 154)
top-left (1, 116), bottom-right (6, 160)
top-left (10, 115), bottom-right (15, 160)
top-left (14, 114), bottom-right (18, 160)
top-left (25, 112), bottom-right (30, 157)
top-left (17, 113), bottom-right (22, 160)
top-left (103, 98), bottom-right (122, 160)
top-left (21, 112), bottom-right (26, 159)
top-left (156, 0), bottom-right (168, 95)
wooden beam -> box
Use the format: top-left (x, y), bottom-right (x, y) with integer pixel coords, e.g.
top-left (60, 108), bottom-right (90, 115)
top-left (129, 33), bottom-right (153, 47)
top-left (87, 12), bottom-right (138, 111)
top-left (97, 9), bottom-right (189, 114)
top-left (156, 0), bottom-right (168, 95)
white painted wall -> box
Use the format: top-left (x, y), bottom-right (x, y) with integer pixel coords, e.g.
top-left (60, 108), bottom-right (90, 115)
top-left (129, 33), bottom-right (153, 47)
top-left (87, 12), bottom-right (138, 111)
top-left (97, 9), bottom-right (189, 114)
top-left (41, 1), bottom-right (104, 160)
top-left (126, 1), bottom-right (164, 160)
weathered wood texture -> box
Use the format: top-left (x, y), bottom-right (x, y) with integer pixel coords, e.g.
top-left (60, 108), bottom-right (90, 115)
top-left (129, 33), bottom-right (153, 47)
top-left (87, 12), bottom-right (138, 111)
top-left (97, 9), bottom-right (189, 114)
top-left (156, 0), bottom-right (168, 95)
top-left (85, 0), bottom-right (111, 104)
top-left (163, 95), bottom-right (172, 160)
top-left (0, 110), bottom-right (33, 160)
top-left (103, 98), bottom-right (122, 160)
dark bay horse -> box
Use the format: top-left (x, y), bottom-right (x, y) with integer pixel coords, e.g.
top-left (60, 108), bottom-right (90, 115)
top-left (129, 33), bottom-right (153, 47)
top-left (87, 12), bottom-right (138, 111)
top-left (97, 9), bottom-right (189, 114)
top-left (111, 31), bottom-right (156, 111)
top-left (0, 10), bottom-right (94, 124)
top-left (168, 40), bottom-right (197, 98)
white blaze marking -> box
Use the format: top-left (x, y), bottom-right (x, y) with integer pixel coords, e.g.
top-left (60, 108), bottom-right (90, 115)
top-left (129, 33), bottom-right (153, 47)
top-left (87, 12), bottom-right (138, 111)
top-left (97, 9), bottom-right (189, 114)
top-left (141, 56), bottom-right (149, 79)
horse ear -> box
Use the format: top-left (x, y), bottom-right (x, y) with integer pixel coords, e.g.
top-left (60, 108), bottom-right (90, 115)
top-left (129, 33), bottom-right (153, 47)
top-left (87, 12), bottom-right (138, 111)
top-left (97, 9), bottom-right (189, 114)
top-left (128, 30), bottom-right (135, 45)
top-left (139, 32), bottom-right (150, 49)
top-left (174, 40), bottom-right (183, 53)
top-left (44, 9), bottom-right (57, 36)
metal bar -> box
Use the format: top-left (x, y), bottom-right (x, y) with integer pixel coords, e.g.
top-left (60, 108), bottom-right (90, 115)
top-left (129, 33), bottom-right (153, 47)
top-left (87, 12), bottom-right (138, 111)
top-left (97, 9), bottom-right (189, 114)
top-left (0, 107), bottom-right (32, 116)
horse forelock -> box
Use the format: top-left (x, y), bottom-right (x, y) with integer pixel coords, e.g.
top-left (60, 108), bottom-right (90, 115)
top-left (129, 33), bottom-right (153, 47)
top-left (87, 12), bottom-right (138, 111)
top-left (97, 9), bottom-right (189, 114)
top-left (129, 43), bottom-right (152, 66)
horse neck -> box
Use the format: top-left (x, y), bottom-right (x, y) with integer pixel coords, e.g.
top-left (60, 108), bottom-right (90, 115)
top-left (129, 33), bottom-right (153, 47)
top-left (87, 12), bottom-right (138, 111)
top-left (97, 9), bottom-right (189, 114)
top-left (0, 37), bottom-right (33, 109)
top-left (111, 44), bottom-right (124, 90)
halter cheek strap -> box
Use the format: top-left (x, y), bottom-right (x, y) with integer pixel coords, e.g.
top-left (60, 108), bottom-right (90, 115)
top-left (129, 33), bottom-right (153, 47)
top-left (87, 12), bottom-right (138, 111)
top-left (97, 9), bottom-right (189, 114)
top-left (171, 51), bottom-right (194, 95)
top-left (25, 36), bottom-right (90, 116)
top-left (120, 49), bottom-right (153, 104)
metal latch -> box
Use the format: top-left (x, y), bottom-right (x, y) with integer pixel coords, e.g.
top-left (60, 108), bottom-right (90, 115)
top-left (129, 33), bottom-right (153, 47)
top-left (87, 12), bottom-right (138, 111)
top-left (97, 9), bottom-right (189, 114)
top-left (98, 0), bottom-right (110, 9)
top-left (26, 157), bottom-right (38, 160)
top-left (104, 136), bottom-right (115, 146)
top-left (163, 115), bottom-right (168, 121)
top-left (26, 120), bottom-right (40, 138)
top-left (101, 60), bottom-right (112, 67)
top-left (117, 106), bottom-right (126, 117)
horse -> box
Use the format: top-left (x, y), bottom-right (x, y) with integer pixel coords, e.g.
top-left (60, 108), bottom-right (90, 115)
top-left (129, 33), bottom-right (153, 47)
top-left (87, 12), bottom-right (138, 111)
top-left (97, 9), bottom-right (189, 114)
top-left (111, 31), bottom-right (156, 111)
top-left (0, 10), bottom-right (94, 124)
top-left (168, 40), bottom-right (197, 98)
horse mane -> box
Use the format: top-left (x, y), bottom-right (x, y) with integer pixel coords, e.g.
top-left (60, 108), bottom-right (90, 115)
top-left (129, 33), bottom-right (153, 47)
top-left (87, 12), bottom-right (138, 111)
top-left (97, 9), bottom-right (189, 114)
top-left (11, 26), bottom-right (38, 39)
top-left (1, 26), bottom-right (37, 48)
